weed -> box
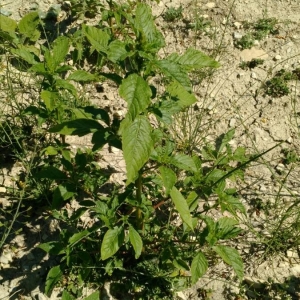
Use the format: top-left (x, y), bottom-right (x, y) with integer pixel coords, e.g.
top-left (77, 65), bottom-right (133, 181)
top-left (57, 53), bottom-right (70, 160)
top-left (163, 6), bottom-right (183, 22)
top-left (239, 58), bottom-right (264, 70)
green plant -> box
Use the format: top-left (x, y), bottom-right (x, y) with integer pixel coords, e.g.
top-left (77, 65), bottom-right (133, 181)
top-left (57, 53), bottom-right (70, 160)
top-left (263, 69), bottom-right (297, 97)
top-left (239, 58), bottom-right (264, 70)
top-left (0, 2), bottom-right (252, 298)
top-left (163, 6), bottom-right (183, 22)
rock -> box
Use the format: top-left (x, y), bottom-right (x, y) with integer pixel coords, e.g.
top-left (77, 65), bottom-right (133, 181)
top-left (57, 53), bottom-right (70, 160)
top-left (233, 32), bottom-right (243, 40)
top-left (0, 187), bottom-right (6, 193)
top-left (290, 265), bottom-right (300, 276)
top-left (251, 72), bottom-right (257, 79)
top-left (287, 250), bottom-right (298, 258)
top-left (253, 40), bottom-right (260, 46)
top-left (0, 252), bottom-right (13, 264)
top-left (0, 8), bottom-right (12, 16)
top-left (176, 291), bottom-right (187, 300)
top-left (233, 21), bottom-right (242, 29)
top-left (274, 55), bottom-right (282, 61)
top-left (205, 2), bottom-right (216, 9)
top-left (240, 47), bottom-right (268, 61)
top-left (229, 118), bottom-right (236, 127)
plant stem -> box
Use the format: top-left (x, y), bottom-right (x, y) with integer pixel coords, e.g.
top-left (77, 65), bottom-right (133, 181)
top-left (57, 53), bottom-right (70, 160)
top-left (135, 173), bottom-right (143, 232)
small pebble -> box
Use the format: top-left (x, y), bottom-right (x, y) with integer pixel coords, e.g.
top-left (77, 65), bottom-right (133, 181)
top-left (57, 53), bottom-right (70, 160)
top-left (274, 55), bottom-right (282, 61)
top-left (233, 32), bottom-right (243, 40)
top-left (233, 21), bottom-right (242, 29)
top-left (251, 72), bottom-right (257, 79)
top-left (205, 2), bottom-right (216, 9)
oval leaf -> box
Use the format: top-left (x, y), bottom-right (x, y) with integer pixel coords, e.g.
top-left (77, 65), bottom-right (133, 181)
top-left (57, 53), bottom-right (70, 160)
top-left (129, 225), bottom-right (143, 259)
top-left (101, 227), bottom-right (124, 260)
top-left (170, 187), bottom-right (193, 230)
top-left (68, 70), bottom-right (96, 82)
top-left (213, 245), bottom-right (244, 281)
top-left (159, 166), bottom-right (176, 195)
top-left (119, 74), bottom-right (152, 121)
top-left (45, 265), bottom-right (63, 296)
top-left (122, 116), bottom-right (153, 185)
top-left (191, 251), bottom-right (208, 284)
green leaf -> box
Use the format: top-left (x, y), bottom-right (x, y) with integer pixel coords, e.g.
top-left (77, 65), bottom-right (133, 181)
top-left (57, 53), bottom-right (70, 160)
top-left (83, 292), bottom-right (100, 300)
top-left (52, 184), bottom-right (75, 209)
top-left (170, 187), bottom-right (193, 230)
top-left (216, 217), bottom-right (242, 240)
top-left (217, 129), bottom-right (235, 153)
top-left (83, 25), bottom-right (109, 53)
top-left (159, 166), bottom-right (176, 195)
top-left (177, 48), bottom-right (220, 70)
top-left (205, 169), bottom-right (226, 184)
top-left (18, 12), bottom-right (40, 41)
top-left (62, 290), bottom-right (74, 300)
top-left (191, 251), bottom-right (208, 284)
top-left (213, 245), bottom-right (244, 281)
top-left (129, 225), bottom-right (143, 259)
top-left (38, 241), bottom-right (65, 255)
top-left (49, 119), bottom-right (104, 136)
top-left (78, 106), bottom-right (110, 125)
top-left (0, 15), bottom-right (17, 33)
top-left (34, 166), bottom-right (67, 180)
top-left (107, 40), bottom-right (128, 63)
top-left (55, 79), bottom-right (77, 97)
top-left (11, 47), bottom-right (38, 65)
top-left (101, 227), bottom-right (124, 260)
top-left (170, 153), bottom-right (198, 172)
top-left (41, 90), bottom-right (58, 111)
top-left (167, 81), bottom-right (197, 108)
top-left (186, 191), bottom-right (198, 212)
top-left (44, 146), bottom-right (58, 155)
top-left (45, 265), bottom-right (63, 296)
top-left (135, 3), bottom-right (157, 44)
top-left (68, 70), bottom-right (96, 82)
top-left (155, 59), bottom-right (191, 92)
top-left (68, 230), bottom-right (90, 247)
top-left (122, 116), bottom-right (153, 185)
top-left (51, 36), bottom-right (70, 70)
top-left (219, 195), bottom-right (246, 216)
top-left (119, 74), bottom-right (152, 121)
top-left (153, 99), bottom-right (182, 125)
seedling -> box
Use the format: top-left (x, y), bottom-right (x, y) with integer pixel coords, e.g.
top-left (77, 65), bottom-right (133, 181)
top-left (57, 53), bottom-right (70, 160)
top-left (163, 6), bottom-right (183, 22)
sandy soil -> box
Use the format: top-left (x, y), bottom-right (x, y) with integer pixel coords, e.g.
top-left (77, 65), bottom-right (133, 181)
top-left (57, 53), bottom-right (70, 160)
top-left (1, 0), bottom-right (300, 299)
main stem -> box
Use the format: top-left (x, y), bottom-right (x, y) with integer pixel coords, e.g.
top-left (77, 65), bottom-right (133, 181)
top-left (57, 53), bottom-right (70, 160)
top-left (135, 173), bottom-right (143, 232)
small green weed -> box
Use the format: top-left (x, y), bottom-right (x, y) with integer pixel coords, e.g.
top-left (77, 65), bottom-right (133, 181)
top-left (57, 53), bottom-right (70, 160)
top-left (235, 17), bottom-right (279, 49)
top-left (163, 6), bottom-right (183, 22)
top-left (263, 69), bottom-right (297, 97)
top-left (239, 58), bottom-right (264, 70)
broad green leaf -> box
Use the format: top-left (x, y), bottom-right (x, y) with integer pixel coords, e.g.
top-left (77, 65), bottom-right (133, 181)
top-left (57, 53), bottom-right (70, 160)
top-left (83, 25), bottom-right (109, 53)
top-left (122, 116), bottom-right (153, 184)
top-left (83, 292), bottom-right (100, 300)
top-left (11, 47), bottom-right (38, 65)
top-left (29, 62), bottom-right (47, 75)
top-left (38, 241), bottom-right (65, 255)
top-left (68, 230), bottom-right (90, 247)
top-left (191, 251), bottom-right (208, 284)
top-left (170, 187), bottom-right (193, 230)
top-left (107, 40), bottom-right (128, 63)
top-left (135, 3), bottom-right (157, 44)
top-left (62, 290), bottom-right (74, 300)
top-left (155, 59), bottom-right (191, 92)
top-left (45, 265), bottom-right (63, 296)
top-left (119, 74), bottom-right (152, 121)
top-left (217, 129), bottom-right (235, 153)
top-left (101, 227), bottom-right (124, 260)
top-left (153, 99), bottom-right (182, 125)
top-left (129, 225), bottom-right (143, 259)
top-left (44, 146), bottom-right (58, 155)
top-left (159, 166), bottom-right (176, 195)
top-left (55, 79), bottom-right (77, 97)
top-left (0, 15), bottom-right (17, 32)
top-left (41, 90), bottom-right (58, 111)
top-left (52, 184), bottom-right (75, 209)
top-left (205, 169), bottom-right (226, 184)
top-left (213, 245), bottom-right (244, 281)
top-left (216, 217), bottom-right (242, 240)
top-left (34, 166), bottom-right (67, 180)
top-left (77, 106), bottom-right (110, 125)
top-left (18, 12), bottom-right (40, 41)
top-left (52, 36), bottom-right (70, 69)
top-left (49, 119), bottom-right (104, 136)
top-left (186, 191), bottom-right (198, 212)
top-left (219, 195), bottom-right (246, 216)
top-left (177, 48), bottom-right (220, 70)
top-left (170, 153), bottom-right (198, 172)
top-left (167, 81), bottom-right (197, 108)
top-left (68, 70), bottom-right (96, 82)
